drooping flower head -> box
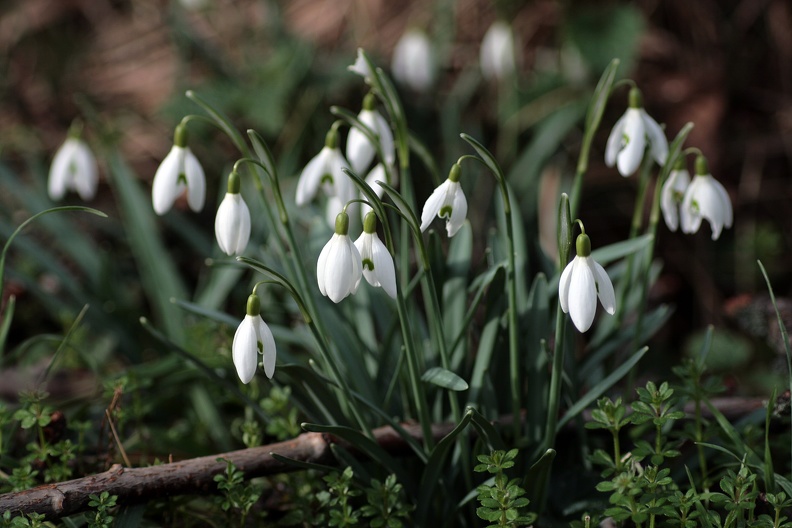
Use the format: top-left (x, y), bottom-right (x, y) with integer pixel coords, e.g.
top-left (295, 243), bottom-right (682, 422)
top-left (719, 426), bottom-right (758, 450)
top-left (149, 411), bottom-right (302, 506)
top-left (317, 211), bottom-right (363, 303)
top-left (346, 93), bottom-right (396, 175)
top-left (48, 124), bottom-right (99, 202)
top-left (348, 48), bottom-right (374, 84)
top-left (391, 29), bottom-right (435, 92)
top-left (480, 21), bottom-right (517, 81)
top-left (558, 228), bottom-right (616, 332)
top-left (215, 170), bottom-right (251, 256)
top-left (360, 163), bottom-right (398, 220)
top-left (660, 156), bottom-right (691, 232)
top-left (296, 129), bottom-right (355, 218)
top-left (680, 155), bottom-right (733, 240)
top-left (605, 87), bottom-right (668, 177)
top-left (152, 123), bottom-right (206, 215)
top-left (232, 293), bottom-right (276, 384)
top-left (420, 162), bottom-right (467, 237)
top-left (354, 212), bottom-right (397, 299)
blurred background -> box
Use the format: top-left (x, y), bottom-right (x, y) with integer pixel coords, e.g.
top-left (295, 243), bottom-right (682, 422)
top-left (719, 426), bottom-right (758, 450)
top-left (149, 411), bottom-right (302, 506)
top-left (1, 0), bottom-right (791, 421)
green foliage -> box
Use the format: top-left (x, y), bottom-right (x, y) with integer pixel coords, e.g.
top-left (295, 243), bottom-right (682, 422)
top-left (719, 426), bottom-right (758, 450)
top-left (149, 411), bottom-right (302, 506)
top-left (86, 491), bottom-right (118, 528)
top-left (213, 458), bottom-right (262, 525)
top-left (474, 450), bottom-right (536, 527)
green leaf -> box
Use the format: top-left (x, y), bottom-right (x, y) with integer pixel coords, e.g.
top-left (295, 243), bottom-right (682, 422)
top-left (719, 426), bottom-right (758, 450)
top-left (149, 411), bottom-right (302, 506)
top-left (558, 346), bottom-right (648, 428)
top-left (421, 367), bottom-right (468, 391)
top-left (590, 234), bottom-right (654, 266)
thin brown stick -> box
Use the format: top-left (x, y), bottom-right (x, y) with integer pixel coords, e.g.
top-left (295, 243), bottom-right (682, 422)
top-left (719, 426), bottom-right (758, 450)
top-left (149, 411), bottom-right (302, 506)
top-left (0, 421), bottom-right (453, 519)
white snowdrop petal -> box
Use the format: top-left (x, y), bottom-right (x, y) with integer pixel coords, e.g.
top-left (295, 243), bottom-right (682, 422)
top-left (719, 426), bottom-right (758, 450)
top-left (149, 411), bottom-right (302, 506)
top-left (48, 141), bottom-right (77, 201)
top-left (317, 235), bottom-right (334, 296)
top-left (256, 317), bottom-right (277, 379)
top-left (296, 148), bottom-right (329, 206)
top-left (590, 260), bottom-right (616, 315)
top-left (373, 113), bottom-right (396, 166)
top-left (184, 148), bottom-right (206, 212)
top-left (604, 115), bottom-right (627, 168)
top-left (152, 146), bottom-right (184, 215)
top-left (72, 141), bottom-right (99, 200)
top-left (447, 183), bottom-right (468, 237)
top-left (568, 258), bottom-right (598, 332)
top-left (346, 123), bottom-right (374, 175)
top-left (371, 235), bottom-right (397, 299)
top-left (420, 180), bottom-right (450, 232)
top-left (641, 110), bottom-right (668, 165)
top-left (558, 258), bottom-right (575, 314)
top-left (232, 317), bottom-right (258, 384)
top-left (617, 109), bottom-right (646, 177)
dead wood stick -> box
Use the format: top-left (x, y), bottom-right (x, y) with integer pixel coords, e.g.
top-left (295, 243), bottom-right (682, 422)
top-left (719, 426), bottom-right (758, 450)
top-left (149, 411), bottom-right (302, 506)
top-left (0, 421), bottom-right (454, 519)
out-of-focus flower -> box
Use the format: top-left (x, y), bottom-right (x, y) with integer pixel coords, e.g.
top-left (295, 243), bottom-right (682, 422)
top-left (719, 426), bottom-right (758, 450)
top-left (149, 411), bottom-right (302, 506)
top-left (680, 155), bottom-right (733, 240)
top-left (558, 231), bottom-right (616, 332)
top-left (296, 129), bottom-right (354, 212)
top-left (215, 171), bottom-right (251, 256)
top-left (232, 293), bottom-right (276, 383)
top-left (346, 93), bottom-right (395, 175)
top-left (354, 212), bottom-right (397, 299)
top-left (480, 21), bottom-right (517, 81)
top-left (348, 48), bottom-right (374, 84)
top-left (420, 163), bottom-right (467, 237)
top-left (317, 211), bottom-right (362, 303)
top-left (605, 87), bottom-right (668, 177)
top-left (48, 132), bottom-right (98, 202)
top-left (152, 123), bottom-right (206, 215)
top-left (660, 157), bottom-right (691, 232)
top-left (391, 29), bottom-right (435, 92)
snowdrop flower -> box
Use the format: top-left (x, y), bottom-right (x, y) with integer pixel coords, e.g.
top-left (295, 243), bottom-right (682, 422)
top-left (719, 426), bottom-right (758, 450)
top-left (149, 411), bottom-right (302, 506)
top-left (296, 129), bottom-right (354, 210)
top-left (317, 211), bottom-right (362, 303)
top-left (558, 230), bottom-right (616, 332)
top-left (214, 171), bottom-right (251, 256)
top-left (420, 163), bottom-right (467, 237)
top-left (660, 157), bottom-right (691, 232)
top-left (48, 131), bottom-right (98, 202)
top-left (354, 212), bottom-right (397, 299)
top-left (680, 155), bottom-right (733, 240)
top-left (152, 123), bottom-right (206, 215)
top-left (346, 93), bottom-right (395, 175)
top-left (348, 48), bottom-right (374, 84)
top-left (605, 87), bottom-right (668, 177)
top-left (232, 293), bottom-right (276, 383)
top-left (480, 21), bottom-right (517, 81)
top-left (391, 29), bottom-right (435, 92)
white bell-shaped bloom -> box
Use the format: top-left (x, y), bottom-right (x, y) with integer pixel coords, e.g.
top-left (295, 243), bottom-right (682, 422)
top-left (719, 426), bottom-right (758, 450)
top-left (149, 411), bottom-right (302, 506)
top-left (48, 136), bottom-right (98, 201)
top-left (317, 212), bottom-right (363, 303)
top-left (558, 232), bottom-right (616, 332)
top-left (232, 294), bottom-right (276, 383)
top-left (420, 163), bottom-right (467, 237)
top-left (346, 94), bottom-right (395, 175)
top-left (605, 87), bottom-right (668, 177)
top-left (214, 171), bottom-right (251, 256)
top-left (354, 212), bottom-right (397, 299)
top-left (296, 130), bottom-right (354, 211)
top-left (480, 21), bottom-right (517, 81)
top-left (680, 155), bottom-right (732, 240)
top-left (152, 124), bottom-right (206, 215)
top-left (660, 158), bottom-right (691, 231)
top-left (348, 48), bottom-right (374, 84)
top-left (391, 29), bottom-right (435, 92)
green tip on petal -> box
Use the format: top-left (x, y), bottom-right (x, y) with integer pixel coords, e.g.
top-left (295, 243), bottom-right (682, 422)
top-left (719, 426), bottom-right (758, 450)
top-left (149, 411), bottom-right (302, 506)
top-left (227, 171), bottom-right (241, 194)
top-left (362, 93), bottom-right (377, 111)
top-left (576, 233), bottom-right (591, 257)
top-left (363, 211), bottom-right (377, 233)
top-left (673, 156), bottom-right (686, 171)
top-left (448, 162), bottom-right (462, 183)
top-left (335, 211), bottom-right (350, 235)
top-left (325, 129), bottom-right (339, 149)
top-left (628, 86), bottom-right (643, 109)
top-left (174, 123), bottom-right (188, 148)
top-left (246, 294), bottom-right (261, 316)
top-left (695, 154), bottom-right (709, 176)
